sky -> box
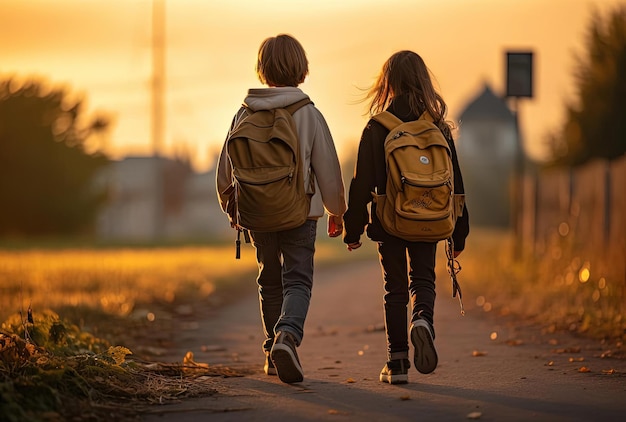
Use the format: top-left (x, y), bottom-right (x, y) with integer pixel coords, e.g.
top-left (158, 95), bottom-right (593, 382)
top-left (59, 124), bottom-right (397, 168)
top-left (1, 0), bottom-right (624, 171)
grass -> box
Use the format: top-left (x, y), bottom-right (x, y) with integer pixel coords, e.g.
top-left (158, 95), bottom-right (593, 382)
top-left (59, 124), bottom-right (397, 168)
top-left (0, 238), bottom-right (367, 421)
top-left (1, 230), bottom-right (623, 420)
top-left (0, 238), bottom-right (370, 322)
top-left (448, 228), bottom-right (625, 343)
top-left (3, 229), bottom-right (619, 343)
top-left (0, 244), bottom-right (255, 323)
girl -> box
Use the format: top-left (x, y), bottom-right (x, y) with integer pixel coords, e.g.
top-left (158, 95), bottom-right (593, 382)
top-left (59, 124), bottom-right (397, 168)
top-left (343, 50), bottom-right (469, 384)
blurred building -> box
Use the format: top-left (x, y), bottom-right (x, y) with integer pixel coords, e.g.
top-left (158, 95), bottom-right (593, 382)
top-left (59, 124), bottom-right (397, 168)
top-left (95, 156), bottom-right (230, 241)
top-left (456, 84), bottom-right (520, 228)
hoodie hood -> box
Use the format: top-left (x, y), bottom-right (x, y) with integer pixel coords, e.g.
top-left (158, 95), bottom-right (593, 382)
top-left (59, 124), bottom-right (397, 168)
top-left (243, 87), bottom-right (309, 111)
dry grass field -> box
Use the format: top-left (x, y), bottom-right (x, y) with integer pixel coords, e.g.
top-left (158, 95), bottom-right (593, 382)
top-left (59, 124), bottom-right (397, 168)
top-left (0, 239), bottom-right (367, 324)
top-left (0, 239), bottom-right (367, 421)
top-left (0, 230), bottom-right (623, 421)
top-left (0, 245), bottom-right (257, 324)
top-left (1, 228), bottom-right (623, 342)
top-left (446, 228), bottom-right (625, 343)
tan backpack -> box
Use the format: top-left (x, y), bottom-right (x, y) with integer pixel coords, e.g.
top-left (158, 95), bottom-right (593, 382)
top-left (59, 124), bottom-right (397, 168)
top-left (225, 98), bottom-right (312, 232)
top-left (371, 111), bottom-right (465, 242)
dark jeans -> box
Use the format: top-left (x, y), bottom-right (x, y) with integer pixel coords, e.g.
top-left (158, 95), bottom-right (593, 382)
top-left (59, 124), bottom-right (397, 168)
top-left (250, 220), bottom-right (317, 353)
top-left (377, 238), bottom-right (437, 361)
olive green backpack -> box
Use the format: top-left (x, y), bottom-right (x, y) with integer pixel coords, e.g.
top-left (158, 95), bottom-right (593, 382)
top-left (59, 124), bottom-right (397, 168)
top-left (225, 98), bottom-right (312, 234)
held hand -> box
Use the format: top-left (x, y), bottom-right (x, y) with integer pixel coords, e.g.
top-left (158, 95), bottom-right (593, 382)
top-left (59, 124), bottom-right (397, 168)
top-left (327, 214), bottom-right (343, 238)
top-left (347, 242), bottom-right (362, 251)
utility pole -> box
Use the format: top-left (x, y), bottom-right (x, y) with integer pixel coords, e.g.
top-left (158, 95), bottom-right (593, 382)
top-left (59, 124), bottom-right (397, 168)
top-left (151, 0), bottom-right (166, 240)
top-left (152, 0), bottom-right (165, 157)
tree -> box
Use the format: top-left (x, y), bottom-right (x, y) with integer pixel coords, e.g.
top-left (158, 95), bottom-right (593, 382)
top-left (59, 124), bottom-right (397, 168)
top-left (547, 5), bottom-right (626, 165)
top-left (0, 78), bottom-right (110, 236)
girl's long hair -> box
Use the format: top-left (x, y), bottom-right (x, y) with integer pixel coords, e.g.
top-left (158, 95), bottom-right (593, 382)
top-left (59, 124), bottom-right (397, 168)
top-left (366, 50), bottom-right (454, 139)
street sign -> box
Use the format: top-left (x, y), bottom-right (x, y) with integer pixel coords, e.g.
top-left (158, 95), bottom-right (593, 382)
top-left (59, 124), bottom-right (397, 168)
top-left (506, 52), bottom-right (534, 98)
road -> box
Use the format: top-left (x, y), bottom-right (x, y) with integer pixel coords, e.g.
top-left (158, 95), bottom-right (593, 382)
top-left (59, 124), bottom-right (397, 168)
top-left (142, 255), bottom-right (626, 422)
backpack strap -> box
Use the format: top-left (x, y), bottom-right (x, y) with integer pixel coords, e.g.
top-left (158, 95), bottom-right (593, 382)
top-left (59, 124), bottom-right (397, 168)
top-left (285, 97), bottom-right (313, 115)
top-left (372, 111), bottom-right (404, 131)
top-left (375, 110), bottom-right (440, 129)
top-left (418, 111), bottom-right (439, 124)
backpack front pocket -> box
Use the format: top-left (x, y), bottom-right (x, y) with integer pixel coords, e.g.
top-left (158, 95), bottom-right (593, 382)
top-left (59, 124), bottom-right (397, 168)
top-left (396, 171), bottom-right (452, 221)
top-left (234, 166), bottom-right (298, 214)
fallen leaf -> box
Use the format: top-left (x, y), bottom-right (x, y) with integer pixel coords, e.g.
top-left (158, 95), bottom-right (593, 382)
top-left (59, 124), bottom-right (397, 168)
top-left (183, 351), bottom-right (194, 365)
top-left (568, 357), bottom-right (585, 362)
top-left (183, 351), bottom-right (209, 368)
top-left (552, 347), bottom-right (582, 354)
top-left (472, 350), bottom-right (487, 357)
top-left (328, 409), bottom-right (349, 415)
top-left (36, 356), bottom-right (49, 365)
top-left (505, 339), bottom-right (524, 346)
top-left (601, 369), bottom-right (616, 375)
top-left (399, 395), bottom-right (411, 401)
top-left (24, 342), bottom-right (37, 357)
top-left (345, 378), bottom-right (355, 383)
top-left (578, 366), bottom-right (591, 373)
top-left (545, 361), bottom-right (554, 366)
top-left (107, 346), bottom-right (132, 365)
top-left (200, 344), bottom-right (226, 352)
top-left (467, 411), bottom-right (482, 419)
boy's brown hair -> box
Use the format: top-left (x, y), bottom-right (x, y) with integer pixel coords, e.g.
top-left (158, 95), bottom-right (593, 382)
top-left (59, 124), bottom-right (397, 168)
top-left (256, 34), bottom-right (309, 87)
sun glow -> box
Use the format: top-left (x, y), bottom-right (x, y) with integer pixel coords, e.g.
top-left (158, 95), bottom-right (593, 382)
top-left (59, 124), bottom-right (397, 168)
top-left (1, 0), bottom-right (624, 170)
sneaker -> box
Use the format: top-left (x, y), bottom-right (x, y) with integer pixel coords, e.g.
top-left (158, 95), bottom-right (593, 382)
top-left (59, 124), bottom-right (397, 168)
top-left (379, 359), bottom-right (410, 384)
top-left (410, 319), bottom-right (438, 374)
top-left (264, 352), bottom-right (276, 376)
top-left (270, 331), bottom-right (304, 383)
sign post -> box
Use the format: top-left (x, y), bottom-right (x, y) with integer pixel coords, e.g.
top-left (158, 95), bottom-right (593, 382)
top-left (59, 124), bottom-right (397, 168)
top-left (505, 51), bottom-right (534, 258)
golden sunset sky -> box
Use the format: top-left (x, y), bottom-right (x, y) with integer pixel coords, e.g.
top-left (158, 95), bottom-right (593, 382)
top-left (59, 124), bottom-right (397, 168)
top-left (1, 0), bottom-right (623, 171)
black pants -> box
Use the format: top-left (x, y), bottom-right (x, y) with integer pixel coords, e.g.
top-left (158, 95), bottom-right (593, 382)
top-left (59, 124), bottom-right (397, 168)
top-left (377, 238), bottom-right (437, 361)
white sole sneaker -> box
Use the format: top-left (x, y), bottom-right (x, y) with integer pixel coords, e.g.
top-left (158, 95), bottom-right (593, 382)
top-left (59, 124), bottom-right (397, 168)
top-left (411, 319), bottom-right (438, 374)
top-left (271, 332), bottom-right (303, 383)
top-left (379, 371), bottom-right (409, 384)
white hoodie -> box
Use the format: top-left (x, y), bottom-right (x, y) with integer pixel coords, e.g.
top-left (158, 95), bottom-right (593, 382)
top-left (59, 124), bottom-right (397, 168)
top-left (216, 86), bottom-right (347, 221)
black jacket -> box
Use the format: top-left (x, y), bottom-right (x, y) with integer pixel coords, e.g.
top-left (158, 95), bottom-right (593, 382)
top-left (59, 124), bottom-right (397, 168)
top-left (343, 96), bottom-right (470, 251)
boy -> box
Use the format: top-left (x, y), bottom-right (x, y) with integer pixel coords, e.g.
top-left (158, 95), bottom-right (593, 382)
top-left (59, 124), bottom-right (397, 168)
top-left (216, 34), bottom-right (346, 384)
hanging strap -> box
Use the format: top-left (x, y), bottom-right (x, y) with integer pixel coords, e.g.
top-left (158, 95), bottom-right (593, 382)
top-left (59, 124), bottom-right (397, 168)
top-left (236, 228), bottom-right (242, 260)
top-left (235, 228), bottom-right (251, 260)
top-left (446, 238), bottom-right (465, 316)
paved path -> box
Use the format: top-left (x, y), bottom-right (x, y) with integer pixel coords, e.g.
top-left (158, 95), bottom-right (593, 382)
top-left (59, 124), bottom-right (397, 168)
top-left (142, 255), bottom-right (626, 422)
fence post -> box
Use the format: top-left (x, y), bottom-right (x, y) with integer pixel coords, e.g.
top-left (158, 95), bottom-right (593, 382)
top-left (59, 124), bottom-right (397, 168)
top-left (532, 169), bottom-right (539, 257)
top-left (603, 160), bottom-right (611, 246)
